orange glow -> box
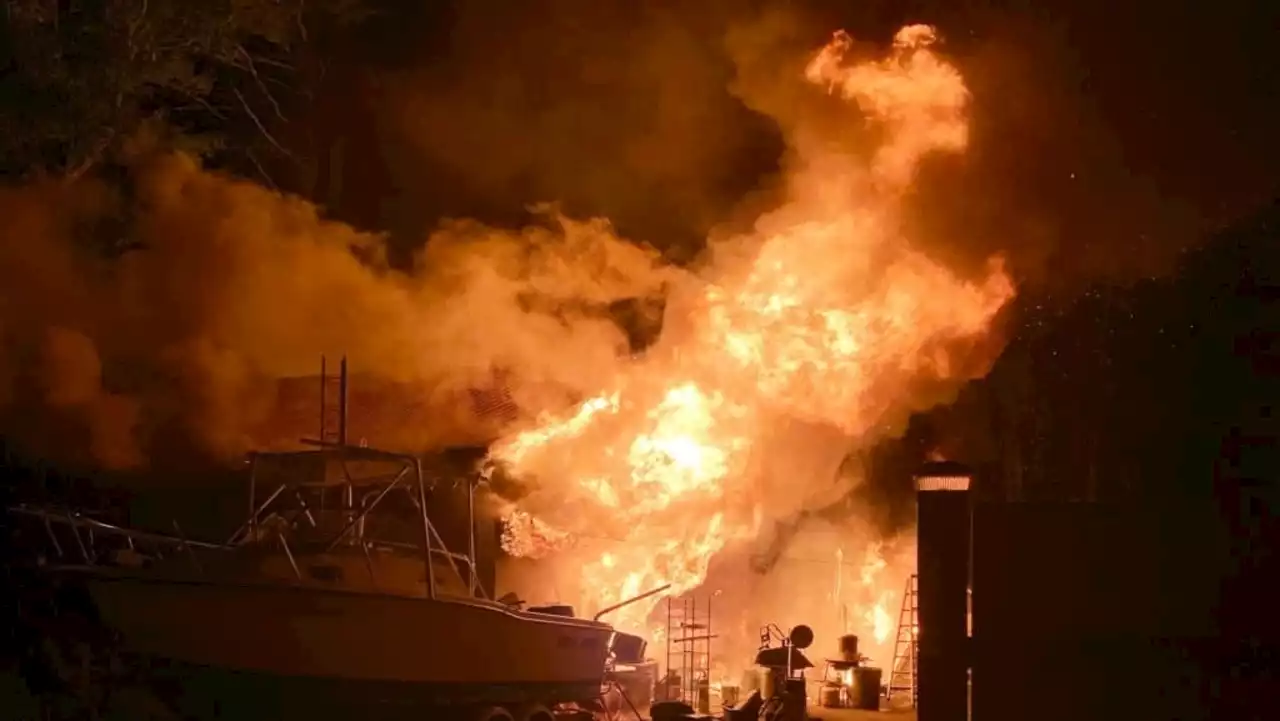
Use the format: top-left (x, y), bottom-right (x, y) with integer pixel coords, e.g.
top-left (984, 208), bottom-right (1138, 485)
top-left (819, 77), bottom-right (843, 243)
top-left (490, 24), bottom-right (1014, 644)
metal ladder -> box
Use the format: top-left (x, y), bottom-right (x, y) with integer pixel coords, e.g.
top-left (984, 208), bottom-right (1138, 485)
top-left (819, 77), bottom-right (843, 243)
top-left (885, 573), bottom-right (919, 705)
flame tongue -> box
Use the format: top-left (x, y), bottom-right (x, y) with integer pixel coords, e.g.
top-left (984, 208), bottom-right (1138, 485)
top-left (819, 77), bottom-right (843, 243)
top-left (491, 25), bottom-right (1014, 636)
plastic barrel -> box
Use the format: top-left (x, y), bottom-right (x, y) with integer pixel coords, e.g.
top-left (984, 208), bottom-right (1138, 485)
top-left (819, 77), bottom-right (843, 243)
top-left (852, 667), bottom-right (882, 710)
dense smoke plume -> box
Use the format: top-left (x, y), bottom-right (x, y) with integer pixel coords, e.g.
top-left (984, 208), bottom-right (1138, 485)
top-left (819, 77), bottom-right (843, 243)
top-left (377, 0), bottom-right (774, 262)
top-left (0, 153), bottom-right (677, 470)
top-left (376, 1), bottom-right (1218, 296)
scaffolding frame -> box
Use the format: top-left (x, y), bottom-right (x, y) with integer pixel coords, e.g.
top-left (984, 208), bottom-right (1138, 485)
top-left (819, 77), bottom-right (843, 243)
top-left (664, 595), bottom-right (715, 710)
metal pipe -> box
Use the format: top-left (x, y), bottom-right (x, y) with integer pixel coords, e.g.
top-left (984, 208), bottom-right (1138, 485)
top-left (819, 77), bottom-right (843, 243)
top-left (285, 442), bottom-right (420, 462)
top-left (43, 517), bottom-right (63, 558)
top-left (360, 540), bottom-right (377, 585)
top-left (359, 489), bottom-right (379, 540)
top-left (338, 356), bottom-right (348, 446)
top-left (343, 481), bottom-right (354, 535)
top-left (320, 356), bottom-right (328, 442)
top-left (686, 597), bottom-right (693, 701)
top-left (295, 489), bottom-right (317, 528)
top-left (277, 529), bottom-right (301, 580)
top-left (427, 521), bottom-right (471, 590)
top-left (226, 483), bottom-right (286, 546)
top-left (467, 474), bottom-right (477, 595)
top-left (247, 454), bottom-right (257, 540)
top-left (323, 469), bottom-right (406, 552)
top-left (8, 506), bottom-right (227, 550)
top-left (427, 548), bottom-right (476, 564)
top-left (415, 458), bottom-right (435, 599)
top-left (65, 511), bottom-right (91, 562)
top-left (593, 583), bottom-right (673, 622)
top-left (669, 633), bottom-right (718, 643)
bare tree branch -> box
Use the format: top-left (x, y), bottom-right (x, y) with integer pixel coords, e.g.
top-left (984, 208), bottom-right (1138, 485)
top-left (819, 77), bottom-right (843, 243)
top-left (253, 56), bottom-right (296, 72)
top-left (297, 0), bottom-right (308, 42)
top-left (237, 45), bottom-right (288, 122)
top-left (245, 148), bottom-right (278, 189)
top-left (231, 85), bottom-right (292, 158)
top-left (173, 86), bottom-right (226, 119)
top-left (61, 134), bottom-right (114, 185)
top-left (2, 0), bottom-right (372, 180)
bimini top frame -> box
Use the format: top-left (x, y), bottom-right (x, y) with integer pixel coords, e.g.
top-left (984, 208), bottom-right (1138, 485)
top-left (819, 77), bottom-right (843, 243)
top-left (228, 440), bottom-right (486, 601)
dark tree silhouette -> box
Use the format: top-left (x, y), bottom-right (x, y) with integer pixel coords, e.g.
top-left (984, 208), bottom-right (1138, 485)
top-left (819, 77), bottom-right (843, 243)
top-left (0, 0), bottom-right (371, 185)
top-left (928, 200), bottom-right (1279, 504)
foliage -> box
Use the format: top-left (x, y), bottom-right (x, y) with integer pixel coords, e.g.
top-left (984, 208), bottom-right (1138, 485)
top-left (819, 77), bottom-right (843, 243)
top-left (0, 0), bottom-right (371, 182)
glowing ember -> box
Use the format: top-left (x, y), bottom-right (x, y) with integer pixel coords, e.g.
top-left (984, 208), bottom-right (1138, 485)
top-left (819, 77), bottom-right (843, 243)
top-left (489, 24), bottom-right (1015, 638)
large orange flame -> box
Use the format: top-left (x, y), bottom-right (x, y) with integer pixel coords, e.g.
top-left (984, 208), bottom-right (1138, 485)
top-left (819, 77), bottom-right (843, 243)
top-left (490, 25), bottom-right (1013, 642)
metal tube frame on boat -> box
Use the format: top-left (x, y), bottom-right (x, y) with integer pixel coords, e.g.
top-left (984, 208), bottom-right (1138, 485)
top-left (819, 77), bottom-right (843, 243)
top-left (7, 504), bottom-right (228, 574)
top-left (8, 442), bottom-right (491, 604)
top-left (239, 443), bottom-right (488, 601)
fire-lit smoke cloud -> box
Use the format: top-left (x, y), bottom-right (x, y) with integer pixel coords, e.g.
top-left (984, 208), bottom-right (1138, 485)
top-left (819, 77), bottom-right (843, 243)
top-left (489, 25), bottom-right (1014, 633)
top-left (379, 0), bottom-right (774, 260)
top-left (0, 154), bottom-right (676, 470)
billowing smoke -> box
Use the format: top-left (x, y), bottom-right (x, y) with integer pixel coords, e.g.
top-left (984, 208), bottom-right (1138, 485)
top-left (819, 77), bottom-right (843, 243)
top-left (0, 152), bottom-right (677, 470)
top-left (377, 0), bottom-right (777, 262)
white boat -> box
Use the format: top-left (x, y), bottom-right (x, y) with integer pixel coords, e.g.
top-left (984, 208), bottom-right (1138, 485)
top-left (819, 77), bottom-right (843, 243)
top-left (13, 441), bottom-right (614, 716)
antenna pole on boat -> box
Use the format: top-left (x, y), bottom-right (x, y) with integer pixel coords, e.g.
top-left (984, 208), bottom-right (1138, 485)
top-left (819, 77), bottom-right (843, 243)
top-left (320, 356), bottom-right (327, 443)
top-left (339, 356), bottom-right (348, 446)
top-left (319, 355), bottom-right (350, 446)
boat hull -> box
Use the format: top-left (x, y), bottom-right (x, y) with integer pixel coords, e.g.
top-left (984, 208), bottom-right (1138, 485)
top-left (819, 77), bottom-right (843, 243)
top-left (78, 571), bottom-right (612, 705)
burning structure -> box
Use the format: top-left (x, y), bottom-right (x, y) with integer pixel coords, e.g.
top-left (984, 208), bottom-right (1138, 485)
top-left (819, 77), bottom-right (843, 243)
top-left (1, 18), bottom-right (1018, 721)
top-left (485, 23), bottom-right (1013, 687)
